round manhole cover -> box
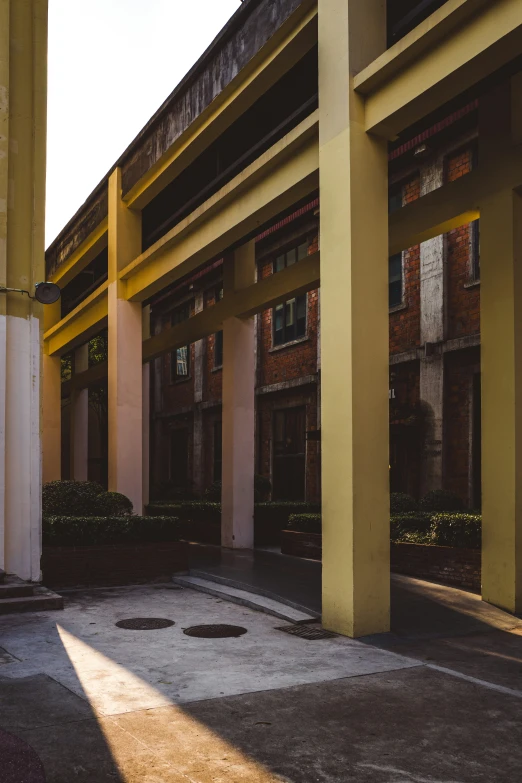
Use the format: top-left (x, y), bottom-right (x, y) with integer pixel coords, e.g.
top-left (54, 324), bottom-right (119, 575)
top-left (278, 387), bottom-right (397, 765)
top-left (115, 618), bottom-right (174, 630)
top-left (183, 624), bottom-right (247, 638)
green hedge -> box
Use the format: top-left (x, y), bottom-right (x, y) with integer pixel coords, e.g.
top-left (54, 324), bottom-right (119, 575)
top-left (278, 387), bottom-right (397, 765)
top-left (287, 513), bottom-right (321, 534)
top-left (255, 502), bottom-right (321, 528)
top-left (419, 489), bottom-right (463, 512)
top-left (43, 515), bottom-right (181, 547)
top-left (43, 481), bottom-right (133, 517)
top-left (148, 502), bottom-right (220, 524)
top-left (429, 513), bottom-right (481, 549)
top-left (390, 493), bottom-right (418, 513)
top-left (390, 513), bottom-right (432, 543)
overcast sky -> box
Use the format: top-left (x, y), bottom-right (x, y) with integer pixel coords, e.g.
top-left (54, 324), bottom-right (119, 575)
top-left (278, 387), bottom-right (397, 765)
top-left (46, 0), bottom-right (242, 247)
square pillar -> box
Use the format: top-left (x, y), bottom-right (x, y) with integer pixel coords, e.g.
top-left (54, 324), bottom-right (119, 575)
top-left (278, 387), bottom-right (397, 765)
top-left (319, 0), bottom-right (389, 637)
top-left (0, 0), bottom-right (47, 581)
top-left (108, 169), bottom-right (143, 513)
top-left (70, 344), bottom-right (89, 481)
top-left (480, 81), bottom-right (522, 614)
top-left (221, 242), bottom-right (256, 549)
top-left (43, 300), bottom-right (62, 485)
top-left (142, 306), bottom-right (151, 508)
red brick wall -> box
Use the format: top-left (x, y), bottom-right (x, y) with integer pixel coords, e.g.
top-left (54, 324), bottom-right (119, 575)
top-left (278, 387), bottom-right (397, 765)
top-left (390, 175), bottom-right (421, 355)
top-left (258, 233), bottom-right (319, 388)
top-left (444, 347), bottom-right (480, 504)
top-left (445, 147), bottom-right (480, 340)
top-left (203, 287), bottom-right (223, 404)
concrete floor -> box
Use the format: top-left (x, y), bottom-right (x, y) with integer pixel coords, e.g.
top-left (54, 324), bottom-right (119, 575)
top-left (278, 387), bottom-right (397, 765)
top-left (1, 580), bottom-right (522, 782)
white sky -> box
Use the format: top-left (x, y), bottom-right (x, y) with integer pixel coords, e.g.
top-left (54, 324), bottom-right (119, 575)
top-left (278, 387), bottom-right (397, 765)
top-left (46, 0), bottom-right (242, 248)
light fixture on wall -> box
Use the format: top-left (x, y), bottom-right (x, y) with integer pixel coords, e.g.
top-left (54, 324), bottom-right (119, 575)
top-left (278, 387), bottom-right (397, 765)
top-left (0, 282), bottom-right (61, 305)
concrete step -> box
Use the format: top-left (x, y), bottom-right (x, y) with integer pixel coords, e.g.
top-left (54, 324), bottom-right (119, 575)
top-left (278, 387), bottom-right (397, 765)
top-left (0, 586), bottom-right (63, 615)
top-left (191, 569), bottom-right (318, 618)
top-left (0, 583), bottom-right (34, 599)
top-left (172, 574), bottom-right (317, 623)
top-left (0, 569), bottom-right (5, 584)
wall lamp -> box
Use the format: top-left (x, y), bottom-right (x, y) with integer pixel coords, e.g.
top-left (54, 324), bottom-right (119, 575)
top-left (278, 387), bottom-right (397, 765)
top-left (0, 282), bottom-right (61, 305)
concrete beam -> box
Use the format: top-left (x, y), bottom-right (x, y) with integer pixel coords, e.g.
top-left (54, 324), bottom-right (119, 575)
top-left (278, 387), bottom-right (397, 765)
top-left (142, 251), bottom-right (320, 363)
top-left (120, 112), bottom-right (319, 303)
top-left (356, 0), bottom-right (522, 138)
top-left (43, 282), bottom-right (108, 356)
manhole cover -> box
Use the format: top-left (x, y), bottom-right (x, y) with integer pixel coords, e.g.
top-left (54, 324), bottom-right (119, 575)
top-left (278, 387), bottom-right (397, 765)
top-left (115, 618), bottom-right (174, 630)
top-left (183, 624), bottom-right (247, 638)
top-left (276, 623), bottom-right (336, 640)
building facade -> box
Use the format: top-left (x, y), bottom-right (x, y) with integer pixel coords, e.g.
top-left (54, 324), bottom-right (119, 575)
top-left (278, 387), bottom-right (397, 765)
top-left (148, 107), bottom-right (481, 508)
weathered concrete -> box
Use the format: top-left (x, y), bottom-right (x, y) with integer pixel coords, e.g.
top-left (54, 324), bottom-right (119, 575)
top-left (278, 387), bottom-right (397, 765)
top-left (0, 586), bottom-right (418, 716)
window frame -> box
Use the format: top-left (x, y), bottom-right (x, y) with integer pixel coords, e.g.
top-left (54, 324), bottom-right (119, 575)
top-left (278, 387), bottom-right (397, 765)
top-left (169, 301), bottom-right (192, 383)
top-left (388, 252), bottom-right (405, 310)
top-left (213, 286), bottom-right (224, 369)
top-left (271, 241), bottom-right (309, 348)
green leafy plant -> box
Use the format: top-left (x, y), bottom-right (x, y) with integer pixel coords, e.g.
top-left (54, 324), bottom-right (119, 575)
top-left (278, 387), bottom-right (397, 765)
top-left (419, 489), bottom-right (463, 513)
top-left (390, 492), bottom-right (418, 513)
top-left (43, 515), bottom-right (181, 547)
top-left (429, 513), bottom-right (481, 549)
top-left (390, 513), bottom-right (432, 543)
top-left (286, 513), bottom-right (321, 534)
top-left (42, 481), bottom-right (105, 517)
top-left (94, 491), bottom-right (133, 517)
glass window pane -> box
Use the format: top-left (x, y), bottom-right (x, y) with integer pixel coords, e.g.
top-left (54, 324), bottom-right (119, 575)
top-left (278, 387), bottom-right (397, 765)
top-left (177, 346), bottom-right (189, 376)
top-left (275, 255), bottom-right (285, 273)
top-left (214, 330), bottom-right (223, 367)
top-left (286, 298), bottom-right (296, 327)
top-left (286, 248), bottom-right (297, 266)
top-left (296, 295), bottom-right (306, 337)
top-left (297, 242), bottom-right (308, 261)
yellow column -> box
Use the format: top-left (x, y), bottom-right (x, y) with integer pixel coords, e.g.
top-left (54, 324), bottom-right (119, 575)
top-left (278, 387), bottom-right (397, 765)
top-left (108, 169), bottom-right (143, 513)
top-left (319, 0), bottom-right (389, 637)
top-left (142, 306), bottom-right (151, 508)
top-left (0, 0), bottom-right (47, 580)
top-left (42, 300), bottom-right (62, 484)
top-left (221, 241), bottom-right (256, 549)
top-left (480, 81), bottom-right (522, 614)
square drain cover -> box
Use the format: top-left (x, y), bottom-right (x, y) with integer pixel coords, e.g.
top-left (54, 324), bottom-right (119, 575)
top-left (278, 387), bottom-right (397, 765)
top-left (276, 623), bottom-right (337, 640)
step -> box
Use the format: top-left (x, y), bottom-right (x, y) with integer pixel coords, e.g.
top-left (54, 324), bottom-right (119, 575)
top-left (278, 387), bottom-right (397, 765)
top-left (0, 583), bottom-right (34, 599)
top-left (0, 569), bottom-right (5, 584)
top-left (0, 586), bottom-right (63, 615)
top-left (172, 575), bottom-right (317, 623)
top-left (191, 569), bottom-right (318, 618)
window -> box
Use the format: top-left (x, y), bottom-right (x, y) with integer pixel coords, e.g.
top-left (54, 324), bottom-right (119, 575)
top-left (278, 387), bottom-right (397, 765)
top-left (272, 407), bottom-right (306, 500)
top-left (213, 420), bottom-right (222, 482)
top-left (214, 287), bottom-right (224, 368)
top-left (388, 183), bottom-right (403, 214)
top-left (170, 302), bottom-right (191, 381)
top-left (471, 219), bottom-right (480, 282)
top-left (389, 253), bottom-right (403, 308)
top-left (273, 242), bottom-right (308, 346)
top-left (170, 429), bottom-right (189, 486)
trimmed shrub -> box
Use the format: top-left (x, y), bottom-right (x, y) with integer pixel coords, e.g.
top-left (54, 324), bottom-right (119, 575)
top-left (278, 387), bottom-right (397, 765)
top-left (93, 491), bottom-right (133, 517)
top-left (175, 502), bottom-right (221, 524)
top-left (390, 513), bottom-right (432, 544)
top-left (429, 513), bottom-right (481, 549)
top-left (254, 474), bottom-right (272, 502)
top-left (390, 492), bottom-right (418, 514)
top-left (42, 481), bottom-right (104, 517)
top-left (43, 515), bottom-right (181, 547)
top-left (287, 513), bottom-right (321, 534)
top-left (255, 502), bottom-right (321, 531)
top-left (147, 503), bottom-right (182, 517)
top-left (420, 489), bottom-right (463, 513)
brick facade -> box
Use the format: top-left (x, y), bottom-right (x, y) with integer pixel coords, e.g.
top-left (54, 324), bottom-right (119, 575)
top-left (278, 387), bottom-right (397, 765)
top-left (150, 119), bottom-right (482, 508)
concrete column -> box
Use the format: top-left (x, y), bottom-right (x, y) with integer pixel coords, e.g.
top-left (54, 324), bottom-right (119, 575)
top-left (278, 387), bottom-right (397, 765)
top-left (419, 158), bottom-right (445, 494)
top-left (108, 169), bottom-right (143, 513)
top-left (480, 81), bottom-right (522, 614)
top-left (193, 291), bottom-right (205, 495)
top-left (70, 344), bottom-right (89, 480)
top-left (142, 306), bottom-right (151, 508)
top-left (42, 297), bottom-right (62, 484)
top-left (0, 0), bottom-right (47, 581)
top-left (221, 242), bottom-right (256, 549)
top-left (319, 0), bottom-right (389, 637)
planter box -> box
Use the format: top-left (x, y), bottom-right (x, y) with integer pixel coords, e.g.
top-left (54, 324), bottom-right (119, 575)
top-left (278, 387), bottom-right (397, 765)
top-left (281, 532), bottom-right (481, 590)
top-left (180, 521), bottom-right (221, 546)
top-left (41, 541), bottom-right (189, 588)
top-left (281, 530), bottom-right (322, 560)
top-left (390, 542), bottom-right (481, 591)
